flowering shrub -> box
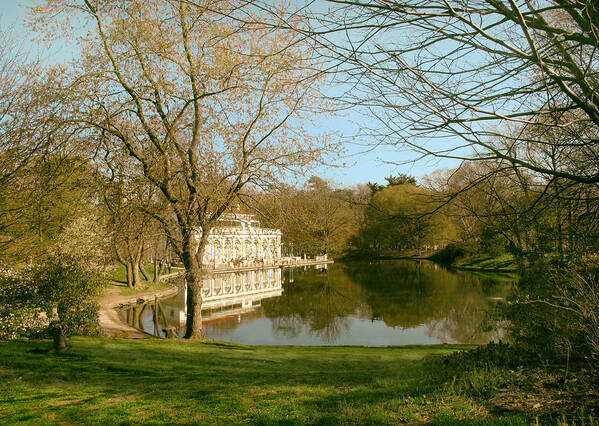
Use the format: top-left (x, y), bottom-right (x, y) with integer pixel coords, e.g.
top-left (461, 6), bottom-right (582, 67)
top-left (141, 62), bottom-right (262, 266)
top-left (0, 264), bottom-right (44, 339)
top-left (0, 306), bottom-right (47, 340)
top-left (50, 215), bottom-right (109, 275)
top-left (0, 257), bottom-right (102, 341)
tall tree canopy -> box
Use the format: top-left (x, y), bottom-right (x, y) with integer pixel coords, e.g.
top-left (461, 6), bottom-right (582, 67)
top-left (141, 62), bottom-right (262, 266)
top-left (29, 0), bottom-right (333, 339)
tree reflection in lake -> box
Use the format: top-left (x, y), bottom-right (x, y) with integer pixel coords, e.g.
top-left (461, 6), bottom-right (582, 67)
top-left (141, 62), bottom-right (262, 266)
top-left (264, 266), bottom-right (365, 343)
top-left (121, 298), bottom-right (171, 337)
top-left (341, 261), bottom-right (514, 343)
top-left (118, 260), bottom-right (515, 345)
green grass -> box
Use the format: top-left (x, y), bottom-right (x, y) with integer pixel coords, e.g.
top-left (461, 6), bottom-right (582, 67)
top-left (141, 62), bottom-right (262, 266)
top-left (105, 264), bottom-right (175, 295)
top-left (115, 280), bottom-right (172, 296)
top-left (0, 338), bottom-right (533, 424)
top-left (457, 253), bottom-right (517, 271)
top-left (105, 263), bottom-right (157, 284)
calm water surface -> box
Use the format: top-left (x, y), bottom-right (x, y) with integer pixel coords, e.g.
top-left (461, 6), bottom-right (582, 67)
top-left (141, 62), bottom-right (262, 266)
top-left (118, 260), bottom-right (515, 346)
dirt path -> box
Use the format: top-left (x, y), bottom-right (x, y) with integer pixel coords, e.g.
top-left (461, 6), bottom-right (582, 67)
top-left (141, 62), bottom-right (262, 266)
top-left (97, 284), bottom-right (179, 338)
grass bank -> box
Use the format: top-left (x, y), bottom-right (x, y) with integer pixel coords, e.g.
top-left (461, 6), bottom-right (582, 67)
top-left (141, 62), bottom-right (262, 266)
top-left (0, 338), bottom-right (542, 424)
top-left (455, 253), bottom-right (517, 272)
top-left (106, 263), bottom-right (157, 284)
top-left (105, 264), bottom-right (177, 296)
top-left (429, 244), bottom-right (518, 272)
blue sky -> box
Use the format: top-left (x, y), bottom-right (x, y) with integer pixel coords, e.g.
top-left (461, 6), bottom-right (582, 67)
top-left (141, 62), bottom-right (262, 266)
top-left (1, 1), bottom-right (459, 187)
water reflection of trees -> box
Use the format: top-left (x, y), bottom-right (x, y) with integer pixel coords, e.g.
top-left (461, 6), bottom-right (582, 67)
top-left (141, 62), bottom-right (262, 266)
top-left (122, 299), bottom-right (171, 337)
top-left (121, 262), bottom-right (516, 344)
top-left (263, 261), bottom-right (515, 344)
top-left (262, 266), bottom-right (366, 343)
top-left (346, 261), bottom-right (515, 343)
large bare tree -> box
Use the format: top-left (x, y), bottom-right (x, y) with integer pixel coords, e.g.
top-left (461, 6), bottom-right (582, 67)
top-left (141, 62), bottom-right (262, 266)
top-left (311, 0), bottom-right (599, 185)
top-left (0, 25), bottom-right (46, 188)
top-left (0, 25), bottom-right (84, 261)
top-left (30, 0), bottom-right (333, 339)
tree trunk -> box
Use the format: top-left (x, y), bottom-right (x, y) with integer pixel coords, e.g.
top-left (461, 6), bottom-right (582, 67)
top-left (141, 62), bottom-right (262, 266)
top-left (125, 262), bottom-right (134, 288)
top-left (116, 248), bottom-right (134, 288)
top-left (182, 230), bottom-right (206, 340)
top-left (153, 257), bottom-right (160, 283)
top-left (51, 310), bottom-right (68, 351)
top-left (131, 259), bottom-right (141, 288)
top-left (132, 243), bottom-right (145, 287)
top-left (51, 323), bottom-right (68, 351)
top-left (139, 259), bottom-right (151, 282)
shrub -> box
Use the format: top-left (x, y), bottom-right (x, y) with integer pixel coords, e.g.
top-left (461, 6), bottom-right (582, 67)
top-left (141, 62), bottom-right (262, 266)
top-left (0, 265), bottom-right (46, 339)
top-left (0, 256), bottom-right (103, 346)
top-left (501, 258), bottom-right (599, 369)
top-left (0, 306), bottom-right (47, 340)
top-left (429, 242), bottom-right (476, 264)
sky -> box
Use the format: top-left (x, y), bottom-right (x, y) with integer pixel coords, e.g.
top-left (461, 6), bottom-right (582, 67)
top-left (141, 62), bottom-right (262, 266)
top-left (1, 1), bottom-right (460, 187)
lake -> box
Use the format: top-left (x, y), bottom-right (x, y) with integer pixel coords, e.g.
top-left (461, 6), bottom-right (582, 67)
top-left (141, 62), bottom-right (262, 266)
top-left (117, 260), bottom-right (515, 346)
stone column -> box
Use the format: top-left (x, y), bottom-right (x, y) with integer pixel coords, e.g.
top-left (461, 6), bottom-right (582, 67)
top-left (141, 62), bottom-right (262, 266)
top-left (260, 238), bottom-right (264, 259)
top-left (278, 236), bottom-right (281, 257)
top-left (220, 237), bottom-right (225, 263)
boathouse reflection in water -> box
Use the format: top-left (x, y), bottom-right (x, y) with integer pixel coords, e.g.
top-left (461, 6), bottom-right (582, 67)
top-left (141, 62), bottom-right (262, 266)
top-left (119, 267), bottom-right (283, 338)
top-left (118, 261), bottom-right (514, 345)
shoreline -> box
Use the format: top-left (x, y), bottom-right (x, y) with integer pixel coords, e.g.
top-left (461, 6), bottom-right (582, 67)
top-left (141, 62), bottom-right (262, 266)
top-left (341, 254), bottom-right (518, 273)
top-left (97, 285), bottom-right (179, 338)
top-left (452, 264), bottom-right (517, 273)
top-left (98, 260), bottom-right (334, 338)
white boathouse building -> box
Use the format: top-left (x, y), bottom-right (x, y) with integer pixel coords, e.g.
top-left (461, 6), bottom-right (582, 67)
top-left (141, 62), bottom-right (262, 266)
top-left (197, 210), bottom-right (282, 268)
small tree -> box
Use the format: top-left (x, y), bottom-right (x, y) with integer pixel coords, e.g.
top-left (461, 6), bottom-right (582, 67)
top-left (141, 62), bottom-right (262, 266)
top-left (101, 160), bottom-right (154, 289)
top-left (0, 256), bottom-right (102, 349)
top-left (51, 214), bottom-right (109, 275)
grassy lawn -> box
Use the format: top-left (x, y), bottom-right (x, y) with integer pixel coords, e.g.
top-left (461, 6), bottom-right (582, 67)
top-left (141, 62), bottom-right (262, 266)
top-left (457, 253), bottom-right (517, 271)
top-left (105, 264), bottom-right (175, 296)
top-left (0, 338), bottom-right (534, 424)
top-left (105, 263), bottom-right (158, 284)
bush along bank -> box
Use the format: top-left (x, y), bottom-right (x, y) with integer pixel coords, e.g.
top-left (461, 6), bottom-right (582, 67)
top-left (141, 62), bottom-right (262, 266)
top-left (429, 243), bottom-right (517, 272)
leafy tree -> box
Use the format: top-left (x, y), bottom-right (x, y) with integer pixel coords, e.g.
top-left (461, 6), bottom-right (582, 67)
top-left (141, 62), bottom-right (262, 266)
top-left (257, 177), bottom-right (358, 256)
top-left (0, 25), bottom-right (92, 263)
top-left (353, 184), bottom-right (455, 256)
top-left (384, 174), bottom-right (416, 186)
top-left (366, 182), bottom-right (384, 195)
top-left (0, 155), bottom-right (97, 263)
top-left (0, 255), bottom-right (103, 349)
top-left (366, 174), bottom-right (416, 198)
top-left (30, 0), bottom-right (333, 339)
